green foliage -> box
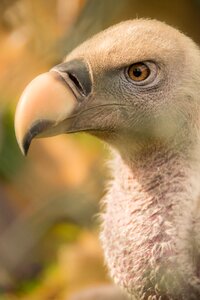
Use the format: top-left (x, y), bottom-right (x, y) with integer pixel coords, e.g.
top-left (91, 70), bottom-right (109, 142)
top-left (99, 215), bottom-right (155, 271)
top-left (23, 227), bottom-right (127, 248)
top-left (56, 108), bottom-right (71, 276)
top-left (0, 109), bottom-right (24, 181)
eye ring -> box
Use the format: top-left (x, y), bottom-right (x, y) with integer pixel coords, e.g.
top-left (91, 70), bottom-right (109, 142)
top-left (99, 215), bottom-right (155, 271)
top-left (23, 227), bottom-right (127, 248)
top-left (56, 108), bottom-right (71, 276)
top-left (127, 62), bottom-right (150, 82)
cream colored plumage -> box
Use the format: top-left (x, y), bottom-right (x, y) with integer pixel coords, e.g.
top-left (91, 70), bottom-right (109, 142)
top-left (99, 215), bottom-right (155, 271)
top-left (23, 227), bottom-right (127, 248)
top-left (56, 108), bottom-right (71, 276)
top-left (15, 19), bottom-right (200, 299)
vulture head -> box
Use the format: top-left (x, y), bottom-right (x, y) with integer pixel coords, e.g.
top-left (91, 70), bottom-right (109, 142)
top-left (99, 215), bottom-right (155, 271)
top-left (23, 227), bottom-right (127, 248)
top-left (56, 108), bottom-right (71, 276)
top-left (15, 19), bottom-right (200, 299)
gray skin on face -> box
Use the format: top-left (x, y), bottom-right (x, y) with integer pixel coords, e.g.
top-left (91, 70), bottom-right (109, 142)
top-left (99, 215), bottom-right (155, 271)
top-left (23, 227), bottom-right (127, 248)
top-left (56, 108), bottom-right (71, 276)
top-left (15, 19), bottom-right (200, 300)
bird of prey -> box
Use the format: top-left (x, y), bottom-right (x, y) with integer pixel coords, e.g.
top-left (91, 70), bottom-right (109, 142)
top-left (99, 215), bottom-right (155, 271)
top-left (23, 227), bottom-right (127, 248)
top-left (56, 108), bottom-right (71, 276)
top-left (15, 19), bottom-right (200, 300)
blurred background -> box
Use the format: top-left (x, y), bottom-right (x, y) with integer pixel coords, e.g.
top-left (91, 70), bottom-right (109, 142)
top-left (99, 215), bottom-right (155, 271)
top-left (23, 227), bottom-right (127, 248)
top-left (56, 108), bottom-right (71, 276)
top-left (0, 0), bottom-right (200, 299)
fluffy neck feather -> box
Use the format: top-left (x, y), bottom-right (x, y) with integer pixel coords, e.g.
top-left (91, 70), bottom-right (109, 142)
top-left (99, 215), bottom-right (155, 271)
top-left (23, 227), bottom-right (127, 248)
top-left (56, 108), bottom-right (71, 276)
top-left (101, 139), bottom-right (200, 299)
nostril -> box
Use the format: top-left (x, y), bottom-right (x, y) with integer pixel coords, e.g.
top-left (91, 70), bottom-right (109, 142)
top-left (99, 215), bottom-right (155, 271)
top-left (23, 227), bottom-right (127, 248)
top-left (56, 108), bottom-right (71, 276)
top-left (52, 59), bottom-right (92, 98)
top-left (67, 72), bottom-right (85, 96)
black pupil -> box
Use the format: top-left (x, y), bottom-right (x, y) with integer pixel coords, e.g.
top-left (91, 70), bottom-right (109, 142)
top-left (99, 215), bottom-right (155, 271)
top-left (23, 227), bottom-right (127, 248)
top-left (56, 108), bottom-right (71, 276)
top-left (133, 67), bottom-right (142, 77)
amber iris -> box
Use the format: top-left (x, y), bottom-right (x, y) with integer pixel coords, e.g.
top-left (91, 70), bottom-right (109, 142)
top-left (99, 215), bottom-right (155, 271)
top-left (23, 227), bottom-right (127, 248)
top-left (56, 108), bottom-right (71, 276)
top-left (128, 63), bottom-right (150, 81)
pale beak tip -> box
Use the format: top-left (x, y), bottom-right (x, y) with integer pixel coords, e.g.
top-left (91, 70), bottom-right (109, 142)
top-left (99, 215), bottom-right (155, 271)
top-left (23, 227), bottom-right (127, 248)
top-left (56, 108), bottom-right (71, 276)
top-left (14, 71), bottom-right (78, 156)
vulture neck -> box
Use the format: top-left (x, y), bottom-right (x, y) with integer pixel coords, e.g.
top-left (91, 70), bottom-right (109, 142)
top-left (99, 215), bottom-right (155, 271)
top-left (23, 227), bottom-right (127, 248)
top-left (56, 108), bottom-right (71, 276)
top-left (102, 137), bottom-right (200, 298)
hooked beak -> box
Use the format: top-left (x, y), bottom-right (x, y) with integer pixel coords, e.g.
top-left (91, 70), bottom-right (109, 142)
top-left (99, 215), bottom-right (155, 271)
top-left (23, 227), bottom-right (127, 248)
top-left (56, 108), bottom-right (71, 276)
top-left (14, 60), bottom-right (92, 155)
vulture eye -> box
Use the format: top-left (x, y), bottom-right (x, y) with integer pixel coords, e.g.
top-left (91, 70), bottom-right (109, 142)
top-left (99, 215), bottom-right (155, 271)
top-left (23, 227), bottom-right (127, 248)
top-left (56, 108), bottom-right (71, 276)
top-left (127, 63), bottom-right (150, 82)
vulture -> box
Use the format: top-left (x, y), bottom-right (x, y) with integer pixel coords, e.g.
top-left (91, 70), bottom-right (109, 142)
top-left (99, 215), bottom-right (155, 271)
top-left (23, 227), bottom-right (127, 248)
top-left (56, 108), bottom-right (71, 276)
top-left (15, 19), bottom-right (200, 300)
